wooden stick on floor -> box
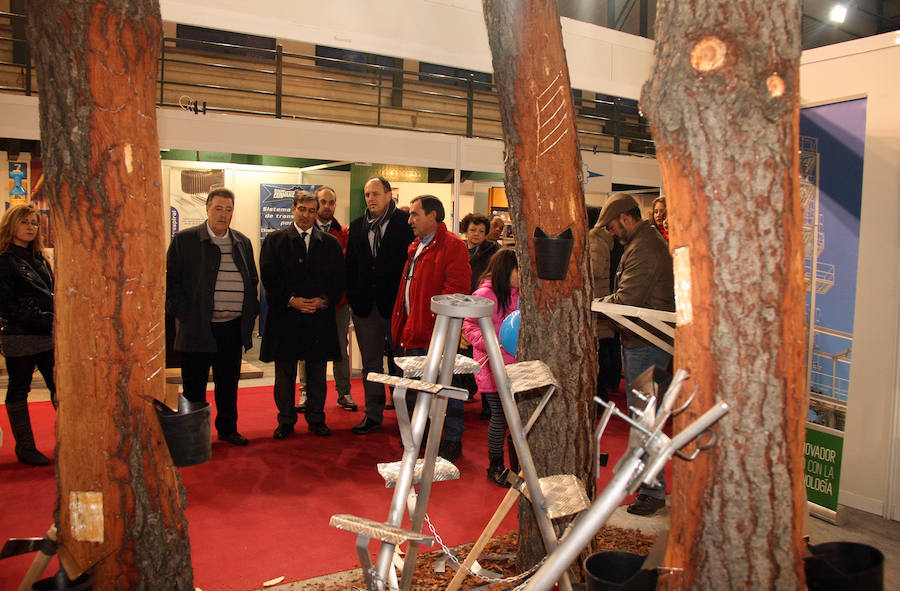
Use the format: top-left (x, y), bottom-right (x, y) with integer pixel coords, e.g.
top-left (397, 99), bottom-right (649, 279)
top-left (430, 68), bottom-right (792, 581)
top-left (17, 524), bottom-right (57, 591)
top-left (445, 476), bottom-right (522, 591)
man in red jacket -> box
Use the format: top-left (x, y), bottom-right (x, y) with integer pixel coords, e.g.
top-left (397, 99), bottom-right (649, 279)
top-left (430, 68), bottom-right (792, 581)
top-left (392, 195), bottom-right (471, 460)
top-left (314, 185), bottom-right (356, 412)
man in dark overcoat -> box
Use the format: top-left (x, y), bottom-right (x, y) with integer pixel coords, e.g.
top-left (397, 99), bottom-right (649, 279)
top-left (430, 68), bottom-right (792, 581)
top-left (260, 190), bottom-right (345, 438)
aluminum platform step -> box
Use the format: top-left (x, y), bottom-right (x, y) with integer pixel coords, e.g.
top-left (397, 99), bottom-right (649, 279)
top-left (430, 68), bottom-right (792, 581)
top-left (366, 372), bottom-right (469, 400)
top-left (506, 360), bottom-right (558, 396)
top-left (395, 353), bottom-right (481, 377)
top-left (329, 514), bottom-right (434, 546)
top-left (518, 474), bottom-right (591, 520)
top-left (377, 457), bottom-right (460, 488)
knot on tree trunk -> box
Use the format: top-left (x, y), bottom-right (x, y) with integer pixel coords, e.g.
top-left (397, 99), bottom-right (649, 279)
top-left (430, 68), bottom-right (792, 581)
top-left (690, 36), bottom-right (727, 73)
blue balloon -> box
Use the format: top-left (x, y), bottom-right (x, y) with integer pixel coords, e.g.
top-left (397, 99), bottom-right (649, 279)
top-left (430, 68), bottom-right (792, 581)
top-left (499, 310), bottom-right (520, 355)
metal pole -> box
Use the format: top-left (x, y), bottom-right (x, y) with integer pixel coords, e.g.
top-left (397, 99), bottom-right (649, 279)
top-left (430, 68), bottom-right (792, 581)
top-left (477, 316), bottom-right (573, 591)
top-left (158, 37), bottom-right (165, 105)
top-left (453, 137), bottom-right (462, 233)
top-left (377, 70), bottom-right (383, 127)
top-left (523, 449), bottom-right (645, 591)
top-left (466, 73), bottom-right (474, 137)
top-left (275, 44), bottom-right (283, 118)
top-left (400, 317), bottom-right (462, 589)
top-left (371, 316), bottom-right (450, 587)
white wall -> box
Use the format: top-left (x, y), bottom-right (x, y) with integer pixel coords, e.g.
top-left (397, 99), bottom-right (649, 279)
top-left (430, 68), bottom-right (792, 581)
top-left (393, 181), bottom-right (454, 229)
top-left (159, 0), bottom-right (654, 100)
top-left (300, 169), bottom-right (352, 229)
top-left (799, 31), bottom-right (900, 520)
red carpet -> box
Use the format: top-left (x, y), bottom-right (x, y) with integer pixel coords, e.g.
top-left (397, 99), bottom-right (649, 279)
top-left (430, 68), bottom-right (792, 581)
top-left (0, 380), bottom-right (653, 590)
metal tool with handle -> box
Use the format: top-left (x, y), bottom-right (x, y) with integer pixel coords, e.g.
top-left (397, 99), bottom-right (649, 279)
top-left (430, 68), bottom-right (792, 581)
top-left (521, 370), bottom-right (729, 591)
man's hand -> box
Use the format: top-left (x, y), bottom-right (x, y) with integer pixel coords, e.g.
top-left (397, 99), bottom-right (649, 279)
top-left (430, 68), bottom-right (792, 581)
top-left (289, 296), bottom-right (327, 313)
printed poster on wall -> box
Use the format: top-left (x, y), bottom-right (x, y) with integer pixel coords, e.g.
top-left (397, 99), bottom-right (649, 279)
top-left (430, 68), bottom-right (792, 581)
top-left (168, 168), bottom-right (229, 237)
top-left (259, 183), bottom-right (317, 239)
top-left (799, 98), bottom-right (866, 513)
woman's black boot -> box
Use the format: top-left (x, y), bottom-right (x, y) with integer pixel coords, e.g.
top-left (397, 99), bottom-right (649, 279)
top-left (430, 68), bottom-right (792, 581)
top-left (6, 400), bottom-right (51, 466)
top-left (486, 456), bottom-right (510, 487)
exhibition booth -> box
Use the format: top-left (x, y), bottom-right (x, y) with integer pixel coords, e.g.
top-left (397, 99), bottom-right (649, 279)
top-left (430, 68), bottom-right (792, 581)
top-left (0, 1), bottom-right (898, 588)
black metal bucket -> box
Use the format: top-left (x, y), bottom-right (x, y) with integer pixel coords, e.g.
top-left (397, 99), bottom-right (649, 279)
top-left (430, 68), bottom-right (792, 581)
top-left (33, 570), bottom-right (92, 590)
top-left (154, 396), bottom-right (211, 467)
top-left (584, 551), bottom-right (658, 591)
top-left (533, 227), bottom-right (574, 280)
top-left (805, 542), bottom-right (884, 591)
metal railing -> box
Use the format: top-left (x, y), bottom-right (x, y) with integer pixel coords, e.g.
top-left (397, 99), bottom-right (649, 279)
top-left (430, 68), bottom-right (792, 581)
top-left (0, 14), bottom-right (655, 156)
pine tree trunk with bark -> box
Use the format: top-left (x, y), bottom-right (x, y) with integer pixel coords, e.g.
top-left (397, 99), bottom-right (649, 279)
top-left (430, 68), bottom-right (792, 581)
top-left (26, 1), bottom-right (193, 587)
top-left (482, 0), bottom-right (597, 571)
top-left (640, 2), bottom-right (807, 589)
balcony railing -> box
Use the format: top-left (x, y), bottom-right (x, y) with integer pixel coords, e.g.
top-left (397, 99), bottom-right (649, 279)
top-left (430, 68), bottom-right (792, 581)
top-left (0, 13), bottom-right (655, 157)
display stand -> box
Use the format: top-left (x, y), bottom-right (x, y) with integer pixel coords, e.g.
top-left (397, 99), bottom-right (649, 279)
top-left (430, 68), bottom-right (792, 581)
top-left (330, 294), bottom-right (588, 591)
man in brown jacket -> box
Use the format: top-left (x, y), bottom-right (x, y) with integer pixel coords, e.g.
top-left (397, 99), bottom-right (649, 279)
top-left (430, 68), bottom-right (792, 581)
top-left (598, 192), bottom-right (675, 516)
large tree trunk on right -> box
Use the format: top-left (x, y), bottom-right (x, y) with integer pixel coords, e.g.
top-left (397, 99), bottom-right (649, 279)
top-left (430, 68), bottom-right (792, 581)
top-left (27, 1), bottom-right (193, 588)
top-left (641, 2), bottom-right (807, 589)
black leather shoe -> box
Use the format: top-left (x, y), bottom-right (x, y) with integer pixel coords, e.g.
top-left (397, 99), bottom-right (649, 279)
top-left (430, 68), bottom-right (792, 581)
top-left (626, 494), bottom-right (666, 516)
top-left (309, 423), bottom-right (331, 437)
top-left (438, 439), bottom-right (462, 462)
top-left (217, 432), bottom-right (249, 446)
top-left (273, 424), bottom-right (294, 439)
top-left (351, 418), bottom-right (381, 435)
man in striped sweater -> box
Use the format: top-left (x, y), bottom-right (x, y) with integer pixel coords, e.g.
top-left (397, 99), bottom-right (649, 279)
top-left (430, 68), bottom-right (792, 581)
top-left (166, 188), bottom-right (260, 447)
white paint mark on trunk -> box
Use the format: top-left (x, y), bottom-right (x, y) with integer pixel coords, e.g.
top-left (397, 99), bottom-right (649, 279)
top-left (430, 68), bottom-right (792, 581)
top-left (673, 246), bottom-right (693, 326)
top-left (69, 491), bottom-right (104, 542)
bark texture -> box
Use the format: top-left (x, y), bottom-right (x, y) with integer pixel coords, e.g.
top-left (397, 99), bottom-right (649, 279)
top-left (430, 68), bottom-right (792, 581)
top-left (640, 2), bottom-right (807, 589)
top-left (482, 0), bottom-right (597, 570)
top-left (26, 1), bottom-right (193, 588)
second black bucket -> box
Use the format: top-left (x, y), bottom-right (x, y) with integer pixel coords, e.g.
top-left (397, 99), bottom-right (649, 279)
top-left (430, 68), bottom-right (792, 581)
top-left (805, 541), bottom-right (884, 591)
top-left (533, 227), bottom-right (574, 280)
top-left (584, 551), bottom-right (658, 591)
top-left (154, 396), bottom-right (211, 467)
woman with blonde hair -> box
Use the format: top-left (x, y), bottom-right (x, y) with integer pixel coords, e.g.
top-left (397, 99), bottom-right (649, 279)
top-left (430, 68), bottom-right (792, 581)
top-left (0, 203), bottom-right (56, 465)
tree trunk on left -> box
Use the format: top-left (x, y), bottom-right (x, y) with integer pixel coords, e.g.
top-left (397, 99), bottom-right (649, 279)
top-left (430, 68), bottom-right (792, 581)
top-left (26, 1), bottom-right (193, 588)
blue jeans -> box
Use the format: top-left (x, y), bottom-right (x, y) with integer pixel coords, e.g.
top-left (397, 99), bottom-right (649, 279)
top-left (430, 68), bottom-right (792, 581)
top-left (400, 347), bottom-right (465, 443)
top-left (622, 344), bottom-right (671, 499)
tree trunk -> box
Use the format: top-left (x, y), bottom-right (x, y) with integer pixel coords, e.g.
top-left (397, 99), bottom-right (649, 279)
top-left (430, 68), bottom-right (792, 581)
top-left (640, 2), bottom-right (807, 589)
top-left (26, 1), bottom-right (193, 588)
top-left (482, 0), bottom-right (597, 570)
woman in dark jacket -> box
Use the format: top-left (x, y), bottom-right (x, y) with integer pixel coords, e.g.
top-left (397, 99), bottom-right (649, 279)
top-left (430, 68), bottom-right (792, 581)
top-left (461, 213), bottom-right (500, 294)
top-left (0, 204), bottom-right (55, 465)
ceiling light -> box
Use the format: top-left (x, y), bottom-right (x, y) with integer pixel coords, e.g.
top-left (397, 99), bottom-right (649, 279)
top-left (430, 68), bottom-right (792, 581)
top-left (829, 4), bottom-right (848, 23)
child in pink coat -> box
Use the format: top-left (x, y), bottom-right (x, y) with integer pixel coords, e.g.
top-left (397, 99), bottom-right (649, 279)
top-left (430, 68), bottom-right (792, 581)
top-left (462, 248), bottom-right (519, 486)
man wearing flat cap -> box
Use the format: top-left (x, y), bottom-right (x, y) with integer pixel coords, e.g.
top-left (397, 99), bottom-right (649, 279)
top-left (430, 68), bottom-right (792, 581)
top-left (598, 192), bottom-right (675, 516)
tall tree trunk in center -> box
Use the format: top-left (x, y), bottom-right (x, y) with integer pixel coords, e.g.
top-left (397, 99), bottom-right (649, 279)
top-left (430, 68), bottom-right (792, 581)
top-left (641, 1), bottom-right (807, 589)
top-left (483, 0), bottom-right (597, 570)
top-left (26, 1), bottom-right (193, 587)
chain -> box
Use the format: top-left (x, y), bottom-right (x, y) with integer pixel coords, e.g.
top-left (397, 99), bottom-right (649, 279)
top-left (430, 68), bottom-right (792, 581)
top-left (423, 512), bottom-right (546, 584)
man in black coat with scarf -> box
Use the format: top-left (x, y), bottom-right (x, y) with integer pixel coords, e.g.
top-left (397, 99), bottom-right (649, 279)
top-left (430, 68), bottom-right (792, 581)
top-left (345, 177), bottom-right (414, 434)
top-left (260, 190), bottom-right (345, 438)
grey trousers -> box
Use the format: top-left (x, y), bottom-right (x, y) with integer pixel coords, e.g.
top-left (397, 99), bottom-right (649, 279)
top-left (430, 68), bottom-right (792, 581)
top-left (332, 305), bottom-right (352, 396)
top-left (351, 310), bottom-right (393, 425)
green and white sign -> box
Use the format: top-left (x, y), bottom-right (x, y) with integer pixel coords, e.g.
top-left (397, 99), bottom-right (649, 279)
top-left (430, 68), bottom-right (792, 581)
top-left (805, 423), bottom-right (844, 511)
